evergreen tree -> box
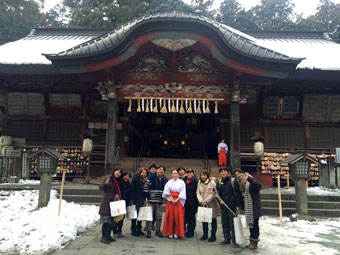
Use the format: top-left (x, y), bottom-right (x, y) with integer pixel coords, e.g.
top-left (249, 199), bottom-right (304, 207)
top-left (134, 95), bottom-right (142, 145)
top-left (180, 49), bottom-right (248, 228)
top-left (217, 0), bottom-right (257, 30)
top-left (0, 0), bottom-right (43, 45)
top-left (250, 0), bottom-right (297, 30)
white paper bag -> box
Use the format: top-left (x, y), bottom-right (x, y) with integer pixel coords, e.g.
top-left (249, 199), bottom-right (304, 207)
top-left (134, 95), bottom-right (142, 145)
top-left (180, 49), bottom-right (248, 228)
top-left (126, 205), bottom-right (138, 220)
top-left (197, 206), bottom-right (212, 223)
top-left (137, 206), bottom-right (153, 221)
top-left (233, 215), bottom-right (245, 244)
top-left (109, 200), bottom-right (126, 217)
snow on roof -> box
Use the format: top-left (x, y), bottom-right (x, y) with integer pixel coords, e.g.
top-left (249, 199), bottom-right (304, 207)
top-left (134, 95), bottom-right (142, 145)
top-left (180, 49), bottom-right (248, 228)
top-left (256, 38), bottom-right (340, 71)
top-left (1, 28), bottom-right (340, 71)
top-left (0, 36), bottom-right (91, 65)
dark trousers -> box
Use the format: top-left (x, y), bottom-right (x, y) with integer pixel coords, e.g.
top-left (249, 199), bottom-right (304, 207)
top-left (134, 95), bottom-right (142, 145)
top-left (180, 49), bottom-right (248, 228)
top-left (131, 206), bottom-right (142, 233)
top-left (221, 208), bottom-right (235, 244)
top-left (249, 218), bottom-right (260, 239)
top-left (102, 223), bottom-right (110, 239)
top-left (111, 216), bottom-right (124, 234)
top-left (202, 218), bottom-right (217, 236)
top-left (185, 207), bottom-right (197, 234)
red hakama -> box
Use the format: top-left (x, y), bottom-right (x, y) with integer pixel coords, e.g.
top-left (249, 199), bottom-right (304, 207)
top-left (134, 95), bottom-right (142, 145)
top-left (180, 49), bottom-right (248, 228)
top-left (162, 191), bottom-right (185, 238)
top-left (218, 147), bottom-right (227, 166)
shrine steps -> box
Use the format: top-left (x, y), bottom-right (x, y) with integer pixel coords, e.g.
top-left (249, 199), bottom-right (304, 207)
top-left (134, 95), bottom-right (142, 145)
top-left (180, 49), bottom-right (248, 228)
top-left (260, 193), bottom-right (340, 217)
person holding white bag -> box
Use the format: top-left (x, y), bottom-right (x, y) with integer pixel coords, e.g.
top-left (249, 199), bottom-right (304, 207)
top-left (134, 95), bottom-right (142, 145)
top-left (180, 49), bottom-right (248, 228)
top-left (99, 169), bottom-right (122, 244)
top-left (235, 169), bottom-right (262, 250)
top-left (196, 170), bottom-right (220, 242)
top-left (130, 167), bottom-right (149, 237)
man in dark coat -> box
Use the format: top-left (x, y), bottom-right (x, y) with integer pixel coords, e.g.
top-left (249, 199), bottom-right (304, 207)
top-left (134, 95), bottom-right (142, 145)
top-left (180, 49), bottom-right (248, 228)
top-left (215, 167), bottom-right (241, 247)
top-left (235, 169), bottom-right (262, 250)
top-left (99, 171), bottom-right (121, 244)
top-left (183, 169), bottom-right (199, 238)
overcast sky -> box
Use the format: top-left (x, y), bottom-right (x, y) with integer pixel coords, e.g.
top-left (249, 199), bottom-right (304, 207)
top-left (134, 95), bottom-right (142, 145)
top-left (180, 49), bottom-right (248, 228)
top-left (44, 0), bottom-right (340, 18)
top-left (183, 0), bottom-right (340, 17)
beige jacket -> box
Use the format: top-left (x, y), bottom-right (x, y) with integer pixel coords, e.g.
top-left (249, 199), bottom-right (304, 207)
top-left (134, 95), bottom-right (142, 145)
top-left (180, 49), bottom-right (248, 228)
top-left (196, 178), bottom-right (220, 218)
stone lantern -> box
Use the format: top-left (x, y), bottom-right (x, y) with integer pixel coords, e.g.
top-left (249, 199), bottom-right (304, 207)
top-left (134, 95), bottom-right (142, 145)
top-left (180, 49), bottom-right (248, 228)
top-left (28, 147), bottom-right (66, 208)
top-left (282, 153), bottom-right (318, 218)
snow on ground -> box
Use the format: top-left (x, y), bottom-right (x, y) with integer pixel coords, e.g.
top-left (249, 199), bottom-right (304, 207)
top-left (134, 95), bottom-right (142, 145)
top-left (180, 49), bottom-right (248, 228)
top-left (259, 215), bottom-right (340, 255)
top-left (281, 186), bottom-right (340, 196)
top-left (0, 179), bottom-right (40, 185)
top-left (0, 190), bottom-right (99, 255)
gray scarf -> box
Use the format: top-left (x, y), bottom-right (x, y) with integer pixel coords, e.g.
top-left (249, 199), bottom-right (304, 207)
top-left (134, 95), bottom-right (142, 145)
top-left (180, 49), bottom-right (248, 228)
top-left (244, 181), bottom-right (254, 229)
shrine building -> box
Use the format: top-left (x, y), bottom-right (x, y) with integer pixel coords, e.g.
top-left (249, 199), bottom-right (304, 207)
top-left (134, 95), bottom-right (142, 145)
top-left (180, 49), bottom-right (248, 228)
top-left (1, 0), bottom-right (340, 184)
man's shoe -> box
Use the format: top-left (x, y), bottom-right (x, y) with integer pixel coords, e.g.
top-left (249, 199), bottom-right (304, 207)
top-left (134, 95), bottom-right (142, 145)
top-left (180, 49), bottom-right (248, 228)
top-left (137, 230), bottom-right (145, 236)
top-left (208, 235), bottom-right (216, 242)
top-left (232, 243), bottom-right (240, 248)
top-left (220, 239), bottom-right (231, 245)
top-left (156, 231), bottom-right (163, 238)
top-left (131, 231), bottom-right (139, 237)
top-left (146, 232), bottom-right (151, 238)
top-left (169, 235), bottom-right (173, 239)
top-left (174, 234), bottom-right (178, 239)
top-left (101, 238), bottom-right (110, 244)
top-left (200, 234), bottom-right (208, 241)
top-left (107, 236), bottom-right (116, 242)
top-left (186, 232), bottom-right (194, 238)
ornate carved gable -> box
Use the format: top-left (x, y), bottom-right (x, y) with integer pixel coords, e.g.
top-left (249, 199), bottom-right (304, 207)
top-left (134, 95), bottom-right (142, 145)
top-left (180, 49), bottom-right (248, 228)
top-left (151, 39), bottom-right (197, 51)
top-left (178, 52), bottom-right (220, 74)
top-left (128, 51), bottom-right (169, 73)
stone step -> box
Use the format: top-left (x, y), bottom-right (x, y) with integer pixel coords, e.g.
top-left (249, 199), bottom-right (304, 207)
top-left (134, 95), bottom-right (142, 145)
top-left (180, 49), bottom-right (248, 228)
top-left (61, 194), bottom-right (102, 203)
top-left (262, 207), bottom-right (340, 217)
top-left (260, 193), bottom-right (340, 202)
top-left (261, 200), bottom-right (340, 209)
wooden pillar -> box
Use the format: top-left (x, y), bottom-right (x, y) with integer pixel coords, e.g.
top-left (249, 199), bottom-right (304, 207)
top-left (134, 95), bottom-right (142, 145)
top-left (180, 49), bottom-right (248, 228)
top-left (304, 124), bottom-right (310, 149)
top-left (104, 98), bottom-right (118, 174)
top-left (230, 101), bottom-right (240, 171)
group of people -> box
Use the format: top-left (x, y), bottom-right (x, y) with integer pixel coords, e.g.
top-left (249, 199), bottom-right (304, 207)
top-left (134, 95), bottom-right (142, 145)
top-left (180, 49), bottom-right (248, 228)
top-left (98, 164), bottom-right (262, 250)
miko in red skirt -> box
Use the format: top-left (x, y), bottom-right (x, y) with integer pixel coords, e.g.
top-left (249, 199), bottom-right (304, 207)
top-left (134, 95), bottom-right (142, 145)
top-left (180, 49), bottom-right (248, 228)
top-left (162, 169), bottom-right (186, 239)
top-left (218, 139), bottom-right (228, 166)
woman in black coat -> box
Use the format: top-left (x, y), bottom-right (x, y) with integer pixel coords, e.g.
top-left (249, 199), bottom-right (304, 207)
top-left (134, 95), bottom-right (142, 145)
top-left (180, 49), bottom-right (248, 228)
top-left (99, 169), bottom-right (122, 244)
top-left (130, 167), bottom-right (148, 236)
top-left (183, 169), bottom-right (199, 238)
top-left (235, 169), bottom-right (262, 250)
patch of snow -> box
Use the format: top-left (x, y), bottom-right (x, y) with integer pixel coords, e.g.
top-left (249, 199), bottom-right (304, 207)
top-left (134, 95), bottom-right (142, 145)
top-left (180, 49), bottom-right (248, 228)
top-left (0, 179), bottom-right (40, 185)
top-left (259, 215), bottom-right (340, 255)
top-left (280, 186), bottom-right (340, 196)
top-left (0, 190), bottom-right (99, 255)
top-left (256, 38), bottom-right (340, 71)
top-left (0, 37), bottom-right (90, 65)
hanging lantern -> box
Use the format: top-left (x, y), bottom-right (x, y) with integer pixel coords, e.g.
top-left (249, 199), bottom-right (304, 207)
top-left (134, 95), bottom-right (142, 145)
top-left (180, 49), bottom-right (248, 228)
top-left (171, 99), bottom-right (176, 113)
top-left (168, 98), bottom-right (171, 112)
top-left (197, 100), bottom-right (202, 114)
top-left (153, 98), bottom-right (158, 113)
top-left (179, 98), bottom-right (185, 114)
top-left (205, 100), bottom-right (210, 113)
top-left (176, 99), bottom-right (179, 113)
top-left (145, 99), bottom-right (150, 113)
top-left (214, 100), bottom-right (218, 114)
top-left (127, 98), bottom-right (132, 112)
top-left (193, 100), bottom-right (197, 113)
top-left (160, 98), bottom-right (167, 113)
top-left (187, 99), bottom-right (193, 114)
top-left (254, 141), bottom-right (264, 158)
top-left (137, 99), bottom-right (141, 112)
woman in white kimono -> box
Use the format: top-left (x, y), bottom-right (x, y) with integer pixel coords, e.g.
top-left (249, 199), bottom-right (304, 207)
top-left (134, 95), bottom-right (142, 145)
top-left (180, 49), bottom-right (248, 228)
top-left (162, 168), bottom-right (186, 239)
